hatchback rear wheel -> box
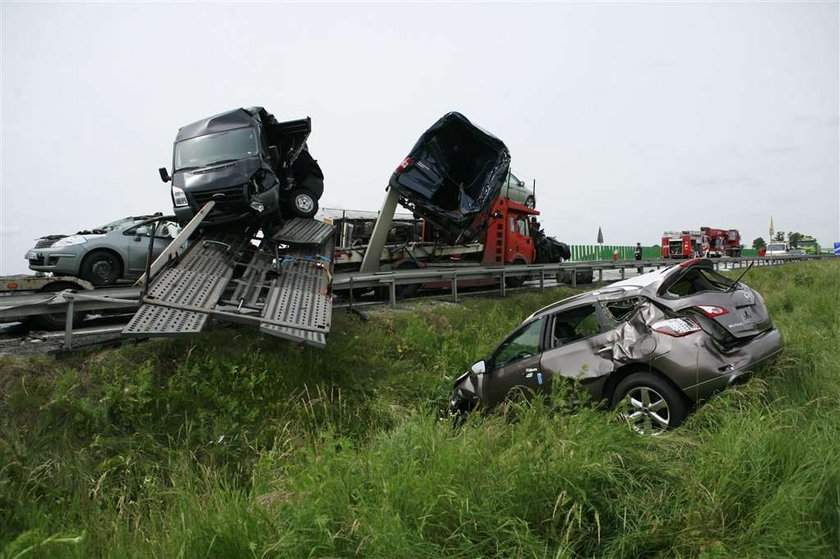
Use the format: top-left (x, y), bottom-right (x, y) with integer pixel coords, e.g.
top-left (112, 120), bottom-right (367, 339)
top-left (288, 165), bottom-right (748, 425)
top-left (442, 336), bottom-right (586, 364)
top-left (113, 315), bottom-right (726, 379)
top-left (612, 372), bottom-right (689, 435)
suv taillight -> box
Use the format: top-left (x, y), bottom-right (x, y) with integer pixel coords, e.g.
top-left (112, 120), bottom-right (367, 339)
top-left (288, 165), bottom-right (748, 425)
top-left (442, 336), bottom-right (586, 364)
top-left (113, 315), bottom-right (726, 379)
top-left (395, 156), bottom-right (413, 174)
top-left (696, 305), bottom-right (730, 318)
top-left (651, 318), bottom-right (701, 337)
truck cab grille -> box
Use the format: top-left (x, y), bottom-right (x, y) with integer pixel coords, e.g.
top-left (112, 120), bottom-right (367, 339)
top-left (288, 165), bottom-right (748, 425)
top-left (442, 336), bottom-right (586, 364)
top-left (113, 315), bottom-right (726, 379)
top-left (191, 185), bottom-right (247, 207)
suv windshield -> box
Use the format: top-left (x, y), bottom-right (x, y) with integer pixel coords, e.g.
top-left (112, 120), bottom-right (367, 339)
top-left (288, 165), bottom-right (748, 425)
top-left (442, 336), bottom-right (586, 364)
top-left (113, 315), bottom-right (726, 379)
top-left (174, 127), bottom-right (259, 171)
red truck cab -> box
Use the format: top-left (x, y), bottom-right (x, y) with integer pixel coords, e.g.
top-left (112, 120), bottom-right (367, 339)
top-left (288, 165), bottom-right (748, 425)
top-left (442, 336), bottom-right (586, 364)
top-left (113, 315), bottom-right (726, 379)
top-left (477, 197), bottom-right (539, 266)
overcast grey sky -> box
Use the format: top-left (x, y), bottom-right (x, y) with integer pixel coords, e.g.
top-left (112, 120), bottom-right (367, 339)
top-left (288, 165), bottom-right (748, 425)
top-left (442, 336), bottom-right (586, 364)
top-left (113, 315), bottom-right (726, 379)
top-left (1, 1), bottom-right (838, 274)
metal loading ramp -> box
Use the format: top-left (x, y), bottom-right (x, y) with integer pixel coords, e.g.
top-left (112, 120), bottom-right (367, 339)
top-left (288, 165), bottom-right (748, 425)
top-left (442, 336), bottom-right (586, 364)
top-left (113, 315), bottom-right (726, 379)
top-left (123, 214), bottom-right (335, 348)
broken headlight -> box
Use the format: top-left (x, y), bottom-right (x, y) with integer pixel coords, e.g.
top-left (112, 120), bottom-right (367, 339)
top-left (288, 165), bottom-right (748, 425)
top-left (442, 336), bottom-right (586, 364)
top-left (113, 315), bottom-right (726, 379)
top-left (52, 235), bottom-right (88, 247)
top-left (250, 169), bottom-right (278, 194)
top-left (172, 186), bottom-right (188, 207)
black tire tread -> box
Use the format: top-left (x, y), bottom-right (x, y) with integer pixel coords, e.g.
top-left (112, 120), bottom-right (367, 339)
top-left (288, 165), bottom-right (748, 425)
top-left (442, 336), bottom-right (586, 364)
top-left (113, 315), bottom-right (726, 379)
top-left (611, 372), bottom-right (691, 430)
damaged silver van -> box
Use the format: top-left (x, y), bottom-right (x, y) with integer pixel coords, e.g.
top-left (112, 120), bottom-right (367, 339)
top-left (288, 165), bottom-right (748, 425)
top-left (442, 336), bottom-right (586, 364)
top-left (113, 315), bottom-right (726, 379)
top-left (450, 259), bottom-right (782, 434)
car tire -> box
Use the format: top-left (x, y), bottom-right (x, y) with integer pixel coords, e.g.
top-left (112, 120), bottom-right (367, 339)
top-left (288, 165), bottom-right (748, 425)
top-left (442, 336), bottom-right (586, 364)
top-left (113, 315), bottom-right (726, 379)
top-left (288, 189), bottom-right (319, 218)
top-left (525, 196), bottom-right (536, 209)
top-left (26, 281), bottom-right (86, 331)
top-left (504, 259), bottom-right (527, 288)
top-left (611, 372), bottom-right (689, 435)
top-left (379, 259), bottom-right (421, 299)
top-left (80, 250), bottom-right (123, 286)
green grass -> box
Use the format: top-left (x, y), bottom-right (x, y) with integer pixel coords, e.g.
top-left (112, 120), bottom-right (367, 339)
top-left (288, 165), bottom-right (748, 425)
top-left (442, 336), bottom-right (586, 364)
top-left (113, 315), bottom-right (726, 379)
top-left (1, 260), bottom-right (839, 558)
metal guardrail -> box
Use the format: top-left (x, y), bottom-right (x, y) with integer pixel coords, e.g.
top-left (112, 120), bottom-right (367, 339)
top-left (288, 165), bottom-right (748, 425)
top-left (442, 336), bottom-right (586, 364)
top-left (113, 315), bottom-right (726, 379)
top-left (1, 254), bottom-right (821, 349)
top-left (333, 254), bottom-right (816, 307)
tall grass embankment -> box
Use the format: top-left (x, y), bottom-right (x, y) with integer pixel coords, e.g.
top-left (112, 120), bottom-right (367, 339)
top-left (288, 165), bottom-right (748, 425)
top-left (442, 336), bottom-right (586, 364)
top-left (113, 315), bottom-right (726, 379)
top-left (1, 260), bottom-right (839, 557)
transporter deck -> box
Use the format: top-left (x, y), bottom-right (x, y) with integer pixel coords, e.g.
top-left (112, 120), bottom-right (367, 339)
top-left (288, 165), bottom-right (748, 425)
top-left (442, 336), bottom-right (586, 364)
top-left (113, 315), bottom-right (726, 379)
top-left (123, 216), bottom-right (335, 348)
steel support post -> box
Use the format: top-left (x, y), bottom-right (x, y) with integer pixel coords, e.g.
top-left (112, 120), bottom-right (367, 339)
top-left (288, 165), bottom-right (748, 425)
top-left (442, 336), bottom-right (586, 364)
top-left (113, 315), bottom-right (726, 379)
top-left (451, 272), bottom-right (459, 303)
top-left (64, 296), bottom-right (75, 350)
top-left (572, 268), bottom-right (577, 288)
top-left (389, 280), bottom-right (396, 307)
top-left (500, 270), bottom-right (506, 297)
top-left (360, 187), bottom-right (400, 274)
top-left (136, 201), bottom-right (215, 286)
top-left (539, 269), bottom-right (545, 291)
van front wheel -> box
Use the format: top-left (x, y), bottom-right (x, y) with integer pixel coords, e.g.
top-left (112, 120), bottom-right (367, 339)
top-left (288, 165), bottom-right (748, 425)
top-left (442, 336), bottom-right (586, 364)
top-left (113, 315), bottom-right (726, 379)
top-left (289, 189), bottom-right (318, 218)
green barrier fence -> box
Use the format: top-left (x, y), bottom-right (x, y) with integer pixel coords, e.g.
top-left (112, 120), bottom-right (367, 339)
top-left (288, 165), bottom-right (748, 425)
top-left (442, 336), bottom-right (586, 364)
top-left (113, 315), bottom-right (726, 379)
top-left (568, 245), bottom-right (659, 261)
top-left (568, 245), bottom-right (757, 261)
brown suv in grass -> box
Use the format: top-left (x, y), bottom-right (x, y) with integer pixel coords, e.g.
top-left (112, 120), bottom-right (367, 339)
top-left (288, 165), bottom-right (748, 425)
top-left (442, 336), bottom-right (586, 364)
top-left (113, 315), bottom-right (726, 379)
top-left (450, 259), bottom-right (783, 434)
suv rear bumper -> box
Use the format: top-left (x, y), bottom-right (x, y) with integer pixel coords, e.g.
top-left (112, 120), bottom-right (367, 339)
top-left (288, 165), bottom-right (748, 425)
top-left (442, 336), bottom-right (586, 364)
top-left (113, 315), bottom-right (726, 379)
top-left (686, 327), bottom-right (783, 402)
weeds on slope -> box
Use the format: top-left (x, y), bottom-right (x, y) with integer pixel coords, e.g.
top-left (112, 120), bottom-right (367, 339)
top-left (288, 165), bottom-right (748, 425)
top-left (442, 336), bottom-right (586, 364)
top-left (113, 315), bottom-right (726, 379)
top-left (1, 261), bottom-right (839, 557)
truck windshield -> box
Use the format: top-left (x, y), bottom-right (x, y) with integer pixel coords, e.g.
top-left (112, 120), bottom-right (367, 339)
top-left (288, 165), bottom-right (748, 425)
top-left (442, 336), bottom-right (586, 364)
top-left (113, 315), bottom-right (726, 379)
top-left (174, 127), bottom-right (259, 171)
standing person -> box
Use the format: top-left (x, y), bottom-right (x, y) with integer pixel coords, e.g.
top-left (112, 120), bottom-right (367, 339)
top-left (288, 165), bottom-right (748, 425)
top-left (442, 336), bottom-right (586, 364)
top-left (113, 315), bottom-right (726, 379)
top-left (634, 242), bottom-right (643, 274)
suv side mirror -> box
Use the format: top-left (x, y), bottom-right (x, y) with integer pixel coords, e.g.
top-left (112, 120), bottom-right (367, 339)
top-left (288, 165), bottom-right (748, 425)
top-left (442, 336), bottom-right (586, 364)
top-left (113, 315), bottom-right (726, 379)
top-left (470, 360), bottom-right (487, 375)
top-left (159, 167), bottom-right (171, 183)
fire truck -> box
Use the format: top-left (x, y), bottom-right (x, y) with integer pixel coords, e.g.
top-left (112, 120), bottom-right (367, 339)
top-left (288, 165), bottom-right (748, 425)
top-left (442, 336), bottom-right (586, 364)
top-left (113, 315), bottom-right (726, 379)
top-left (700, 227), bottom-right (742, 257)
top-left (661, 227), bottom-right (741, 258)
top-left (661, 230), bottom-right (705, 259)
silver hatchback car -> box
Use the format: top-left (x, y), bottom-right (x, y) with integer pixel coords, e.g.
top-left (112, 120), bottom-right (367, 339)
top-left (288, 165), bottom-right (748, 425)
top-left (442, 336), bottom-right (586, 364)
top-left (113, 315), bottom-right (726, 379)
top-left (501, 171), bottom-right (536, 208)
top-left (26, 215), bottom-right (181, 285)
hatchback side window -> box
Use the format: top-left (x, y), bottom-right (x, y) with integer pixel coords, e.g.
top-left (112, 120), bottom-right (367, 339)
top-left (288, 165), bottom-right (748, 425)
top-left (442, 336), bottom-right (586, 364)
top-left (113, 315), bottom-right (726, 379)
top-left (551, 305), bottom-right (603, 348)
top-left (492, 318), bottom-right (545, 368)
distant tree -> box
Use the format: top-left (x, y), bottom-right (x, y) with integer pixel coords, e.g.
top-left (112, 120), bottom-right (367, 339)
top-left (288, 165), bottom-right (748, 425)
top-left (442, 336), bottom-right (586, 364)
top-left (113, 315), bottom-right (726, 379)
top-left (774, 231), bottom-right (785, 242)
top-left (752, 237), bottom-right (766, 251)
top-left (787, 232), bottom-right (803, 248)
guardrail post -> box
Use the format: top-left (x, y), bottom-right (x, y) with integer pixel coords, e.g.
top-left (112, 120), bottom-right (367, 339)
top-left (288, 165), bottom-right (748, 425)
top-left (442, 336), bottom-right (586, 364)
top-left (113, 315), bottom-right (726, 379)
top-left (348, 277), bottom-right (354, 310)
top-left (620, 267), bottom-right (625, 280)
top-left (598, 268), bottom-right (603, 283)
top-left (539, 268), bottom-right (545, 292)
top-left (451, 272), bottom-right (459, 303)
top-left (572, 267), bottom-right (577, 288)
top-left (389, 279), bottom-right (396, 307)
top-left (64, 296), bottom-right (75, 350)
top-left (500, 270), bottom-right (506, 297)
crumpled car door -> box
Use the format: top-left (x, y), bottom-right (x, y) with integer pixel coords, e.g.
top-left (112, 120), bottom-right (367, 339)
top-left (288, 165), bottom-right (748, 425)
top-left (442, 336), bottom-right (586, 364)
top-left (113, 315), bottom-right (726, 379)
top-left (539, 306), bottom-right (616, 390)
top-left (480, 316), bottom-right (546, 406)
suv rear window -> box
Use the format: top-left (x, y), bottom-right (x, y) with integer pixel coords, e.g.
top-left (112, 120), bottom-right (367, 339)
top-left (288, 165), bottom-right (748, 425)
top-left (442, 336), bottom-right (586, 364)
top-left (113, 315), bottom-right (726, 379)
top-left (667, 268), bottom-right (734, 296)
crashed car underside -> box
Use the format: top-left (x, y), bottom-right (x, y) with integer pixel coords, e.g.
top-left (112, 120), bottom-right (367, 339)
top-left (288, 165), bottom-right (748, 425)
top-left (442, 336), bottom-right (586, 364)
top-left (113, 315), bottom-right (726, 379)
top-left (389, 111), bottom-right (511, 244)
top-left (450, 259), bottom-right (783, 434)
